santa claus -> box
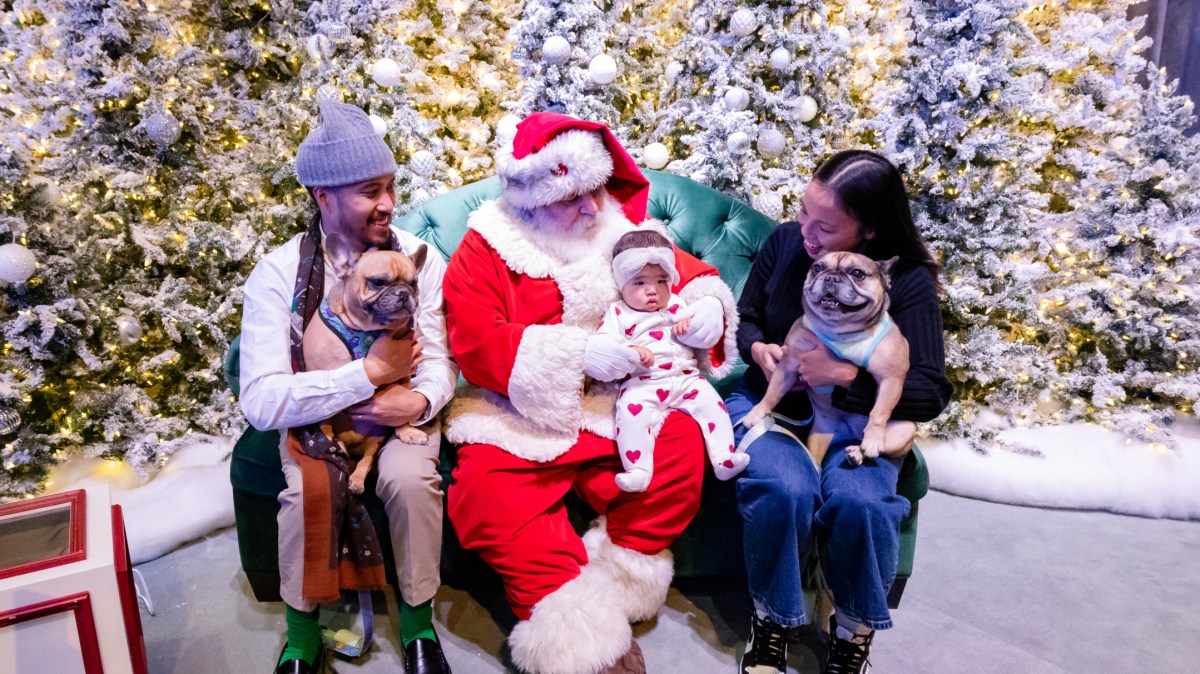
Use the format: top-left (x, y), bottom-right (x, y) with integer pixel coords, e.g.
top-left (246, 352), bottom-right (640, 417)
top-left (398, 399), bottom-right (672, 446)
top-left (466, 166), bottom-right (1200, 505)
top-left (442, 112), bottom-right (738, 674)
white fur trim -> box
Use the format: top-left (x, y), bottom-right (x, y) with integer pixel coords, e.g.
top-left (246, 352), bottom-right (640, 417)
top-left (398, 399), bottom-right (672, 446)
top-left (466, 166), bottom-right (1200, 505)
top-left (611, 246), bottom-right (679, 289)
top-left (497, 129), bottom-right (614, 212)
top-left (678, 274), bottom-right (740, 379)
top-left (582, 517), bottom-right (674, 623)
top-left (510, 324), bottom-right (589, 435)
top-left (509, 563), bottom-right (631, 674)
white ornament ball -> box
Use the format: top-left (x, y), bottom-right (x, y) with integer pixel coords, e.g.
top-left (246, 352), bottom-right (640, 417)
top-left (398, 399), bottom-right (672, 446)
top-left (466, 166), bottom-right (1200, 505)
top-left (30, 176), bottom-right (61, 207)
top-left (369, 114), bottom-right (388, 137)
top-left (757, 127), bottom-right (787, 158)
top-left (316, 83), bottom-right (343, 102)
top-left (797, 95), bottom-right (819, 123)
top-left (692, 17), bottom-right (710, 34)
top-left (727, 131), bottom-right (752, 154)
top-left (411, 187), bottom-right (433, 206)
top-left (723, 87), bottom-right (750, 112)
top-left (542, 36), bottom-right (571, 65)
top-left (729, 8), bottom-right (758, 37)
top-left (643, 143), bottom-right (670, 170)
top-left (143, 111), bottom-right (181, 146)
top-left (306, 34), bottom-right (332, 62)
top-left (116, 315), bottom-right (143, 346)
top-left (832, 25), bottom-right (851, 45)
top-left (753, 192), bottom-right (785, 220)
top-left (496, 114), bottom-right (522, 141)
top-left (770, 47), bottom-right (792, 70)
top-left (0, 243), bottom-right (37, 284)
top-left (410, 150), bottom-right (437, 178)
top-left (665, 61), bottom-right (683, 81)
top-left (588, 54), bottom-right (618, 85)
top-left (371, 58), bottom-right (403, 88)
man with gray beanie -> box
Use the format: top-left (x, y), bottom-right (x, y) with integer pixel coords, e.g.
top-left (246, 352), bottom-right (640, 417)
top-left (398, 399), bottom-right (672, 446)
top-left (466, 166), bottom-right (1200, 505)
top-left (239, 99), bottom-right (457, 674)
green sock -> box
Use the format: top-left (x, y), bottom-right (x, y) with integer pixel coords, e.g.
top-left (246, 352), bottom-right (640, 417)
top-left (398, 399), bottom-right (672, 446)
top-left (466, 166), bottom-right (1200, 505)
top-left (279, 605), bottom-right (321, 665)
top-left (399, 599), bottom-right (437, 647)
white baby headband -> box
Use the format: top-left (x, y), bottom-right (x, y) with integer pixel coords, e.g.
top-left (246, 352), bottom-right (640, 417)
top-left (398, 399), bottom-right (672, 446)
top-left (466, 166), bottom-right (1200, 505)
top-left (611, 245), bottom-right (680, 289)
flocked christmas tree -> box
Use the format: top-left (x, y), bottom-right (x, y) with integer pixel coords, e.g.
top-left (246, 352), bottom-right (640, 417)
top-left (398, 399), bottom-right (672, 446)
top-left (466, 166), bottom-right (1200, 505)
top-left (1, 0), bottom-right (1197, 497)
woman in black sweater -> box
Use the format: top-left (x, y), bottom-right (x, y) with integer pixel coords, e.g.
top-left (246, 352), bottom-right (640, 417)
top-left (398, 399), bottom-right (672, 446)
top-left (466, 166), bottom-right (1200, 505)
top-left (732, 151), bottom-right (953, 674)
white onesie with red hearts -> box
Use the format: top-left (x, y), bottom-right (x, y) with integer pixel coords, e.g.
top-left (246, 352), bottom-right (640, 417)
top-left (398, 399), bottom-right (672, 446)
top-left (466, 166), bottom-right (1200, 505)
top-left (598, 295), bottom-right (749, 492)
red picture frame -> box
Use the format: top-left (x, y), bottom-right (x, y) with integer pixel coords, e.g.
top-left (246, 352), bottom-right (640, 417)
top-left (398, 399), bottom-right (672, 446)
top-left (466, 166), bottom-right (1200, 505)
top-left (0, 489), bottom-right (88, 581)
top-left (0, 591), bottom-right (104, 673)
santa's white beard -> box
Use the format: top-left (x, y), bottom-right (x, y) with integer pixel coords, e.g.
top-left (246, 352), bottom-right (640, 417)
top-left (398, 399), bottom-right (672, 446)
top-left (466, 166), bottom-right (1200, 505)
top-left (517, 192), bottom-right (630, 265)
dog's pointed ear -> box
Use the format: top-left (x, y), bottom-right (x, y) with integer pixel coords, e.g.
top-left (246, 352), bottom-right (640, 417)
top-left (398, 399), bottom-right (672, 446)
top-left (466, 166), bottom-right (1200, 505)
top-left (876, 256), bottom-right (900, 279)
top-left (325, 232), bottom-right (360, 280)
top-left (408, 244), bottom-right (428, 274)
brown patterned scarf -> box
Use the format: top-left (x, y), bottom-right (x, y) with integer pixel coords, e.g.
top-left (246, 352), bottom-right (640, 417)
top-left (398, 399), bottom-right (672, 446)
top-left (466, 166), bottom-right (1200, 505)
top-left (286, 218), bottom-right (399, 603)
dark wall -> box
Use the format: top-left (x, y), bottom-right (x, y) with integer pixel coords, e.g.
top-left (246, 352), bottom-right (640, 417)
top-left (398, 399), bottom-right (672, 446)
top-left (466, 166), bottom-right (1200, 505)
top-left (1131, 0), bottom-right (1200, 135)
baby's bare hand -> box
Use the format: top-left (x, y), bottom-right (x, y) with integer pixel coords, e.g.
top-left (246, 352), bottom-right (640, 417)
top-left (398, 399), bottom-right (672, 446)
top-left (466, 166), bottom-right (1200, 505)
top-left (672, 317), bottom-right (691, 337)
top-left (631, 345), bottom-right (655, 367)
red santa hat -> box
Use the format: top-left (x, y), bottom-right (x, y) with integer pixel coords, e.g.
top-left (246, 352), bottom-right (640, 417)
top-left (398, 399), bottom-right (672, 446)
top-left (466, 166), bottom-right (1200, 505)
top-left (497, 112), bottom-right (651, 224)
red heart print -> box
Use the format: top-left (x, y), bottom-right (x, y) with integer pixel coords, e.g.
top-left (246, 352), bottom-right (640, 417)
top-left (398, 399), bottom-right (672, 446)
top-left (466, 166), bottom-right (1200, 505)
top-left (728, 444), bottom-right (736, 453)
top-left (707, 422), bottom-right (716, 433)
top-left (682, 389), bottom-right (699, 400)
top-left (657, 388), bottom-right (669, 402)
top-left (627, 403), bottom-right (643, 416)
top-left (639, 375), bottom-right (652, 381)
top-left (626, 450), bottom-right (641, 463)
top-left (722, 459), bottom-right (735, 468)
top-left (625, 324), bottom-right (636, 337)
top-left (669, 304), bottom-right (680, 314)
top-left (615, 307), bottom-right (622, 315)
top-left (658, 362), bottom-right (673, 370)
top-left (649, 330), bottom-right (664, 341)
top-left (683, 369), bottom-right (695, 375)
top-left (598, 320), bottom-right (605, 329)
top-left (718, 401), bottom-right (727, 412)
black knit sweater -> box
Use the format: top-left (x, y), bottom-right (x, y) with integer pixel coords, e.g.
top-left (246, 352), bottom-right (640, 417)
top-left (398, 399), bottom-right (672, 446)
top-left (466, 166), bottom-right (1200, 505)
top-left (736, 221), bottom-right (954, 422)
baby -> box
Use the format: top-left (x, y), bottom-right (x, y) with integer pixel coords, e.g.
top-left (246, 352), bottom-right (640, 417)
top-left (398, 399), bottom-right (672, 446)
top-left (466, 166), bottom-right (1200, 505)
top-left (599, 230), bottom-right (749, 492)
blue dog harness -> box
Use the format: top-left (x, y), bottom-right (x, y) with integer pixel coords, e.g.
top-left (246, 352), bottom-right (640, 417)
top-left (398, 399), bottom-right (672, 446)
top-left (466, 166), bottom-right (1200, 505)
top-left (318, 298), bottom-right (385, 361)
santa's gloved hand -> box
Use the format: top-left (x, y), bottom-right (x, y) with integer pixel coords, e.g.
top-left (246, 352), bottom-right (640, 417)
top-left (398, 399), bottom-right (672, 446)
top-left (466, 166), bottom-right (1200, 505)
top-left (584, 334), bottom-right (641, 381)
top-left (675, 296), bottom-right (724, 349)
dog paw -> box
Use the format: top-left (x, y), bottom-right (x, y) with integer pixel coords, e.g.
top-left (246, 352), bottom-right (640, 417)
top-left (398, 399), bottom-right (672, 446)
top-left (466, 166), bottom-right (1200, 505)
top-left (742, 407), bottom-right (768, 428)
top-left (395, 425), bottom-right (427, 445)
top-left (713, 452), bottom-right (750, 480)
top-left (615, 470), bottom-right (651, 493)
top-left (845, 445), bottom-right (865, 467)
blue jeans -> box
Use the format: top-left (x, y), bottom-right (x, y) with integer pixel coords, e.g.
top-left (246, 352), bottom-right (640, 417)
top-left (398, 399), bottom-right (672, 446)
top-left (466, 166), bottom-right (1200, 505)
top-left (728, 384), bottom-right (910, 630)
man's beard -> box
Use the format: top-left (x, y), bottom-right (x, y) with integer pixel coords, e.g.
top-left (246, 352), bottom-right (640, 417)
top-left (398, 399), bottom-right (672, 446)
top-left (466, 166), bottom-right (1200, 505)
top-left (520, 193), bottom-right (626, 264)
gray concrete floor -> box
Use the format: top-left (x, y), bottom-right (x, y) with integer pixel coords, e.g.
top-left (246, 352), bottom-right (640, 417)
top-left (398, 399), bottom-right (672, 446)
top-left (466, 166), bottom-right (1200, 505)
top-left (135, 490), bottom-right (1200, 673)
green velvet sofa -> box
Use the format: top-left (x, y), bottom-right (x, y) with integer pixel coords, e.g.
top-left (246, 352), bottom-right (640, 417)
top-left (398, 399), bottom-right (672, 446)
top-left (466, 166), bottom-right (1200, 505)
top-left (225, 169), bottom-right (929, 609)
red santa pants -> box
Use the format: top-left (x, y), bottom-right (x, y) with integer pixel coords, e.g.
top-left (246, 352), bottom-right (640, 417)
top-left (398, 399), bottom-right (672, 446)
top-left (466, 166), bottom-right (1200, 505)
top-left (447, 411), bottom-right (705, 620)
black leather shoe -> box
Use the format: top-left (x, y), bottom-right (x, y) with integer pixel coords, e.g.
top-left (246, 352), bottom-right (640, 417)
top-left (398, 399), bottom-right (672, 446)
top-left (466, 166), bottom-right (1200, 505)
top-left (404, 637), bottom-right (451, 674)
top-left (274, 643), bottom-right (324, 674)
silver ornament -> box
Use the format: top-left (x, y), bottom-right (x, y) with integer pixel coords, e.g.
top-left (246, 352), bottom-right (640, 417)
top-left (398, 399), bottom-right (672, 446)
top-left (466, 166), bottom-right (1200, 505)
top-left (752, 192), bottom-right (785, 220)
top-left (322, 21), bottom-right (350, 40)
top-left (0, 408), bottom-right (19, 435)
top-left (757, 127), bottom-right (787, 158)
top-left (542, 36), bottom-right (571, 65)
top-left (410, 150), bottom-right (437, 177)
top-left (723, 87), bottom-right (750, 112)
top-left (727, 131), bottom-right (752, 153)
top-left (117, 315), bottom-right (144, 346)
top-left (729, 8), bottom-right (758, 37)
top-left (692, 17), bottom-right (710, 34)
top-left (589, 54), bottom-right (618, 85)
top-left (770, 47), bottom-right (792, 71)
top-left (0, 243), bottom-right (37, 284)
top-left (143, 111), bottom-right (181, 146)
top-left (797, 95), bottom-right (819, 123)
top-left (316, 83), bottom-right (343, 102)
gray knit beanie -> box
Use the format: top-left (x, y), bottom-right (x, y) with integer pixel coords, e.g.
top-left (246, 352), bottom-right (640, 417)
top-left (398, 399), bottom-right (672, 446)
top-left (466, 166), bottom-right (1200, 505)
top-left (295, 100), bottom-right (398, 187)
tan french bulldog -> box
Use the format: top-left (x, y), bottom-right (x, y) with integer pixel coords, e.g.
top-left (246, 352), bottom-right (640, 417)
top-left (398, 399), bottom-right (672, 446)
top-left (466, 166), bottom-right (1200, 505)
top-left (742, 251), bottom-right (916, 466)
top-left (302, 232), bottom-right (429, 494)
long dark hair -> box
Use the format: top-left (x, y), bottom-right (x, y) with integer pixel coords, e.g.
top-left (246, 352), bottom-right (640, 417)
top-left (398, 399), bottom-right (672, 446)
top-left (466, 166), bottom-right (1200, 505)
top-left (812, 150), bottom-right (940, 285)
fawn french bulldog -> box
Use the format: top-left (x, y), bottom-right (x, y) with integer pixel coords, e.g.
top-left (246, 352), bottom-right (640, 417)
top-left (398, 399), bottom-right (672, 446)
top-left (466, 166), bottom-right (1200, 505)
top-left (302, 232), bottom-right (428, 494)
top-left (742, 251), bottom-right (916, 466)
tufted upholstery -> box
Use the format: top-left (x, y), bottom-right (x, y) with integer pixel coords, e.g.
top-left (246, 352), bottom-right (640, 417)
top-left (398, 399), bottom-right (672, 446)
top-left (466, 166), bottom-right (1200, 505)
top-left (226, 172), bottom-right (926, 607)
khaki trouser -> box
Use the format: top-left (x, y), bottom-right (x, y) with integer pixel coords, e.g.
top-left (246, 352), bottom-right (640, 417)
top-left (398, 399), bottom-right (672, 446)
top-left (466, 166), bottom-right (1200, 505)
top-left (277, 429), bottom-right (444, 611)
